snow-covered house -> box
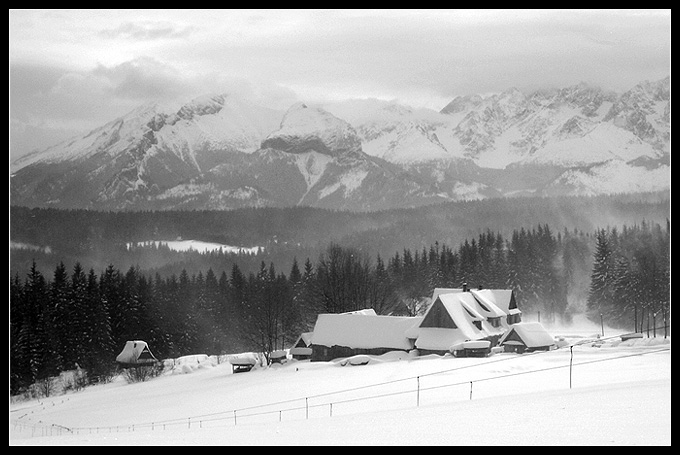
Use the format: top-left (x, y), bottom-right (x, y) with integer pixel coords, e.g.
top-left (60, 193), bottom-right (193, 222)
top-left (414, 293), bottom-right (488, 355)
top-left (498, 322), bottom-right (555, 353)
top-left (310, 310), bottom-right (423, 362)
top-left (413, 287), bottom-right (523, 355)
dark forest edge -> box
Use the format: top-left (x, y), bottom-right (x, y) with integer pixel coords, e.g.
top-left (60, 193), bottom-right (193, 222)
top-left (9, 192), bottom-right (670, 280)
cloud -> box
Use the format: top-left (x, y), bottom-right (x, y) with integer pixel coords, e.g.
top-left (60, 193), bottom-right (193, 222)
top-left (99, 20), bottom-right (195, 41)
top-left (92, 57), bottom-right (191, 100)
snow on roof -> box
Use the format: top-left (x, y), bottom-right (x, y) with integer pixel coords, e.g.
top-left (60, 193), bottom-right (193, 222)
top-left (415, 327), bottom-right (472, 351)
top-left (293, 332), bottom-right (314, 348)
top-left (311, 312), bottom-right (419, 350)
top-left (431, 288), bottom-right (518, 316)
top-left (469, 290), bottom-right (507, 318)
top-left (437, 293), bottom-right (485, 337)
top-left (415, 294), bottom-right (487, 351)
top-left (458, 293), bottom-right (485, 321)
top-left (115, 340), bottom-right (157, 364)
top-left (341, 308), bottom-right (377, 315)
top-left (499, 322), bottom-right (555, 348)
top-left (477, 289), bottom-right (516, 314)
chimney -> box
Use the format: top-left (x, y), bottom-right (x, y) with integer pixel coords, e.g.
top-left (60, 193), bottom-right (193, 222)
top-left (462, 282), bottom-right (468, 292)
top-left (478, 284), bottom-right (483, 290)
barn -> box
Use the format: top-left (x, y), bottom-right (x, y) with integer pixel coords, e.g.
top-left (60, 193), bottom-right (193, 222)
top-left (310, 310), bottom-right (422, 362)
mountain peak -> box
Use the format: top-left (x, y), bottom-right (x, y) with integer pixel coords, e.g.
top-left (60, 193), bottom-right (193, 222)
top-left (175, 94), bottom-right (228, 120)
top-left (261, 103), bottom-right (363, 157)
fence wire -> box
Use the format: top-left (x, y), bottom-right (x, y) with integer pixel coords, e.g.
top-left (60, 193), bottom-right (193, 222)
top-left (11, 333), bottom-right (669, 438)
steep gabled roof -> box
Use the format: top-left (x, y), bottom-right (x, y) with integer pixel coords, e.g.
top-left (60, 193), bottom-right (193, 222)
top-left (415, 294), bottom-right (487, 351)
top-left (293, 332), bottom-right (314, 348)
top-left (115, 340), bottom-right (157, 365)
top-left (498, 322), bottom-right (555, 348)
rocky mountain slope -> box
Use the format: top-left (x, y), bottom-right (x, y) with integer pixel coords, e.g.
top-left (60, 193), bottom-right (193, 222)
top-left (10, 77), bottom-right (670, 211)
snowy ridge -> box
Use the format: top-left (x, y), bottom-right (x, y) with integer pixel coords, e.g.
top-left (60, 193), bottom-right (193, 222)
top-left (10, 77), bottom-right (670, 211)
top-left (261, 103), bottom-right (362, 156)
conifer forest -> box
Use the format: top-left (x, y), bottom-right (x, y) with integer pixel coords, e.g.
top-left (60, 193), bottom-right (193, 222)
top-left (10, 216), bottom-right (669, 395)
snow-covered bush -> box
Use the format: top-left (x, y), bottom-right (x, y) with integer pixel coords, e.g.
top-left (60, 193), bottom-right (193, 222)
top-left (122, 364), bottom-right (163, 383)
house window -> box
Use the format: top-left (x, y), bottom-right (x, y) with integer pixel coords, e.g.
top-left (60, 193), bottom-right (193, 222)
top-left (507, 313), bottom-right (522, 325)
top-left (488, 317), bottom-right (501, 328)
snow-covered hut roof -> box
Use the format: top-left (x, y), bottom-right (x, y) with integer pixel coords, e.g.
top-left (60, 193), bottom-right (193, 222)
top-left (498, 322), bottom-right (555, 348)
top-left (311, 311), bottom-right (420, 351)
top-left (115, 340), bottom-right (157, 365)
top-left (293, 331), bottom-right (314, 348)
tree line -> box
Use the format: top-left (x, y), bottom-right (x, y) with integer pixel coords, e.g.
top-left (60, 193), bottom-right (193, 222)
top-left (587, 220), bottom-right (670, 330)
top-left (10, 221), bottom-right (669, 395)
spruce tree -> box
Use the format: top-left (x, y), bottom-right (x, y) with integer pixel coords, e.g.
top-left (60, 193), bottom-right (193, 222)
top-left (587, 229), bottom-right (616, 323)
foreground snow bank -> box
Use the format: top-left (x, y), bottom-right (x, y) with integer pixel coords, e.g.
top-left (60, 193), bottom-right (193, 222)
top-left (10, 331), bottom-right (670, 446)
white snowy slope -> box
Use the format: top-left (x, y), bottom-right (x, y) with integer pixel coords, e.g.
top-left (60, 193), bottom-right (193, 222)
top-left (545, 159), bottom-right (671, 196)
top-left (153, 94), bottom-right (283, 159)
top-left (261, 102), bottom-right (363, 156)
top-left (11, 95), bottom-right (281, 173)
top-left (10, 102), bottom-right (174, 172)
top-left (9, 316), bottom-right (670, 446)
top-left (322, 99), bottom-right (459, 164)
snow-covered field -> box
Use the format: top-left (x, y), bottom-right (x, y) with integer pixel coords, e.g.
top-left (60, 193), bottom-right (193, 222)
top-left (9, 316), bottom-right (670, 446)
top-left (127, 240), bottom-right (261, 255)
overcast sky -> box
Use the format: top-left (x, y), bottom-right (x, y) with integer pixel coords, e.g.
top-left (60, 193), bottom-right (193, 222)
top-left (9, 9), bottom-right (670, 162)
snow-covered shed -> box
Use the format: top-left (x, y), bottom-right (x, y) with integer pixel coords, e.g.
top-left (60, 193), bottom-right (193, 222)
top-left (498, 322), bottom-right (555, 353)
top-left (115, 340), bottom-right (158, 367)
top-left (310, 310), bottom-right (423, 362)
top-left (289, 331), bottom-right (313, 360)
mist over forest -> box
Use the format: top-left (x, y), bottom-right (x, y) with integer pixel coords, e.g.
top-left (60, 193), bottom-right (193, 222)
top-left (9, 192), bottom-right (669, 280)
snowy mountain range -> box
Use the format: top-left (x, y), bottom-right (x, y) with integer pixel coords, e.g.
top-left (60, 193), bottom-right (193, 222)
top-left (10, 77), bottom-right (670, 211)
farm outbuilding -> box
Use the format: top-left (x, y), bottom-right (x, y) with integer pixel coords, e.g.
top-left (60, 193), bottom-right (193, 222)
top-left (310, 310), bottom-right (422, 362)
top-left (229, 356), bottom-right (257, 373)
top-left (289, 332), bottom-right (313, 360)
top-left (115, 341), bottom-right (158, 367)
top-left (498, 322), bottom-right (555, 353)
